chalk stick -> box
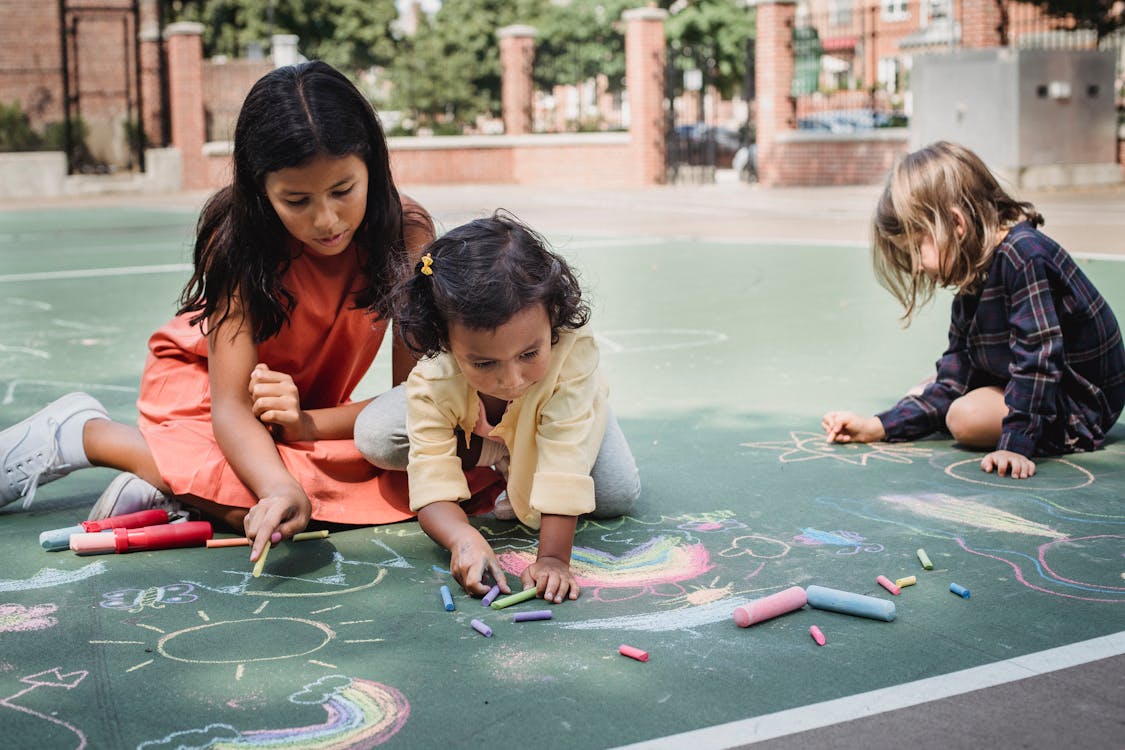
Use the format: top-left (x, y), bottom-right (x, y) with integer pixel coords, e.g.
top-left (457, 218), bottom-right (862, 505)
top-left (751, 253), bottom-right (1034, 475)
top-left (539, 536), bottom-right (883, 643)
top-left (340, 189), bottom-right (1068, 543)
top-left (205, 529), bottom-right (329, 548)
top-left (809, 625), bottom-right (826, 646)
top-left (490, 587), bottom-right (538, 610)
top-left (512, 610), bottom-right (553, 622)
top-left (482, 584), bottom-right (501, 607)
top-left (949, 582), bottom-right (971, 599)
top-left (876, 575), bottom-right (901, 596)
top-left (806, 585), bottom-right (896, 622)
top-left (895, 575), bottom-right (917, 588)
top-left (470, 619), bottom-right (492, 637)
top-left (732, 585), bottom-right (808, 627)
top-left (619, 644), bottom-right (648, 662)
top-left (251, 541), bottom-right (270, 578)
top-left (917, 548), bottom-right (933, 570)
top-left (440, 584), bottom-right (455, 611)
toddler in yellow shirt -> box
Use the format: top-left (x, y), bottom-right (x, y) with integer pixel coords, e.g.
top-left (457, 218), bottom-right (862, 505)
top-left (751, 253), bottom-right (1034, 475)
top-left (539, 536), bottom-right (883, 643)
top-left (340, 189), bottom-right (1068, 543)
top-left (356, 211), bottom-right (641, 604)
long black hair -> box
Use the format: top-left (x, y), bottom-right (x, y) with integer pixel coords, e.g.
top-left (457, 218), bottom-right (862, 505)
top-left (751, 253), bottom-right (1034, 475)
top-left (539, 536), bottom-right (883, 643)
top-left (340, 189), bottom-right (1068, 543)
top-left (392, 211), bottom-right (590, 358)
top-left (178, 60), bottom-right (422, 341)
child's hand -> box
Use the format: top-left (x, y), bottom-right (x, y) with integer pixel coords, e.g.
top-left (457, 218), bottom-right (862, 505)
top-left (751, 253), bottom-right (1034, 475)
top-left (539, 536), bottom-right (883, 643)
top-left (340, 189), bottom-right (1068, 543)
top-left (245, 490), bottom-right (312, 561)
top-left (249, 364), bottom-right (314, 442)
top-left (981, 450), bottom-right (1036, 479)
top-left (823, 411), bottom-right (886, 444)
top-left (522, 556), bottom-right (579, 604)
top-left (448, 527), bottom-right (510, 598)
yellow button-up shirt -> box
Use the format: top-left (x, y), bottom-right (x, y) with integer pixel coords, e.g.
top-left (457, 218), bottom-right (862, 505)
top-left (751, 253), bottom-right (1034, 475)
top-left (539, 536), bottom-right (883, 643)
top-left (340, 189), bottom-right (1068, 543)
top-left (405, 326), bottom-right (608, 530)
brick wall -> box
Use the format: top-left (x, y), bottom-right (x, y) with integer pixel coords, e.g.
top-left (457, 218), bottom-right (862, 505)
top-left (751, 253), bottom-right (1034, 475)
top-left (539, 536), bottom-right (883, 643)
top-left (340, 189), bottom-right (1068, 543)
top-left (203, 58), bottom-right (271, 142)
top-left (772, 131), bottom-right (908, 185)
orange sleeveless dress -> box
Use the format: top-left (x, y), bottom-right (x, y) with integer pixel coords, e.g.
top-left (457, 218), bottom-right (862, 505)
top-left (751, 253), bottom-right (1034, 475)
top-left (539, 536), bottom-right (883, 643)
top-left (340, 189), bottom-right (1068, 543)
top-left (136, 243), bottom-right (497, 524)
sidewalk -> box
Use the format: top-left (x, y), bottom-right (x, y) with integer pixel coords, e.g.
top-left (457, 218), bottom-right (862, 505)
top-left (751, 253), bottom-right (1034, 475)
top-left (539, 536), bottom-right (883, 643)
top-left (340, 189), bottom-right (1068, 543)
top-left (4, 175), bottom-right (1124, 255)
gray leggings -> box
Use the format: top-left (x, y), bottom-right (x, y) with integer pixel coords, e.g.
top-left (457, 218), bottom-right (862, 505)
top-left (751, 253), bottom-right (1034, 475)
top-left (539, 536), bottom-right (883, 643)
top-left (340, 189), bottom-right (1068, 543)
top-left (354, 385), bottom-right (641, 519)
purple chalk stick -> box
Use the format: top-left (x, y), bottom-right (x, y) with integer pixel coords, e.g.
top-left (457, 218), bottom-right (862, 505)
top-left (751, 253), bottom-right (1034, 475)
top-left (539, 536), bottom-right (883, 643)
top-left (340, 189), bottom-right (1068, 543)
top-left (512, 609), bottom-right (553, 622)
top-left (482, 584), bottom-right (501, 607)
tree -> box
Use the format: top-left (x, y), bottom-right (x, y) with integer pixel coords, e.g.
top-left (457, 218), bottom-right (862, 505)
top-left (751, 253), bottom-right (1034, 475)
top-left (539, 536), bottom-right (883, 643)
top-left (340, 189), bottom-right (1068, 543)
top-left (661, 0), bottom-right (756, 100)
top-left (168, 0), bottom-right (401, 72)
top-left (1023, 0), bottom-right (1125, 40)
top-left (384, 0), bottom-right (546, 127)
top-left (533, 0), bottom-right (634, 93)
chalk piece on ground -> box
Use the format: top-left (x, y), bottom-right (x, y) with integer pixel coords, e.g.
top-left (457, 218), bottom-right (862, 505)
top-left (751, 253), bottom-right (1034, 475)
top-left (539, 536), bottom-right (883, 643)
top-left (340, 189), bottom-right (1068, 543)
top-left (809, 625), bottom-right (826, 646)
top-left (490, 587), bottom-right (538, 610)
top-left (917, 548), bottom-right (934, 570)
top-left (440, 584), bottom-right (455, 611)
top-left (619, 644), bottom-right (648, 662)
top-left (806, 585), bottom-right (896, 622)
top-left (512, 610), bottom-right (553, 622)
top-left (470, 619), bottom-right (492, 637)
top-left (895, 575), bottom-right (917, 588)
top-left (949, 582), bottom-right (971, 599)
top-left (876, 575), bottom-right (901, 596)
top-left (732, 585), bottom-right (807, 627)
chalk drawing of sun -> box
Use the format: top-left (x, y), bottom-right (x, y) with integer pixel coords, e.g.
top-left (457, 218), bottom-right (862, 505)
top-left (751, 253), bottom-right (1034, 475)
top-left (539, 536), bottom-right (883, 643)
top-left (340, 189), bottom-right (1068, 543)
top-left (741, 431), bottom-right (931, 466)
top-left (90, 599), bottom-right (387, 680)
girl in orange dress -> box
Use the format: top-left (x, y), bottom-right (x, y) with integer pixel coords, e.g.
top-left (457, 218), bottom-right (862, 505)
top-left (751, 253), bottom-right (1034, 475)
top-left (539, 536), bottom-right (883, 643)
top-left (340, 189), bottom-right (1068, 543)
top-left (0, 62), bottom-right (497, 562)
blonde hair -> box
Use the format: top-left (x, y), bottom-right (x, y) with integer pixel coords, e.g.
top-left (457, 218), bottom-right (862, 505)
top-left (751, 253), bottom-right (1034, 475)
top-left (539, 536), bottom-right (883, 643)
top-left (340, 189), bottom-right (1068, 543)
top-left (872, 141), bottom-right (1042, 323)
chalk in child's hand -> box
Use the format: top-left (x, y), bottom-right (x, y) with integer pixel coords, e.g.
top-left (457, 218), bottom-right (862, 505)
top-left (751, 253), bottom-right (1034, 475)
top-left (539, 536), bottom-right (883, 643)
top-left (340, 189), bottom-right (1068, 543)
top-left (252, 541), bottom-right (270, 578)
top-left (440, 584), bottom-right (455, 611)
top-left (482, 584), bottom-right (501, 607)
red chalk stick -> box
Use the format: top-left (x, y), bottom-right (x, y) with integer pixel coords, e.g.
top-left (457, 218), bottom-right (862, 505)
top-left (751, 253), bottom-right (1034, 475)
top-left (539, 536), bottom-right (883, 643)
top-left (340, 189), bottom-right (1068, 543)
top-left (619, 644), bottom-right (649, 662)
top-left (733, 585), bottom-right (808, 627)
top-left (809, 625), bottom-right (826, 646)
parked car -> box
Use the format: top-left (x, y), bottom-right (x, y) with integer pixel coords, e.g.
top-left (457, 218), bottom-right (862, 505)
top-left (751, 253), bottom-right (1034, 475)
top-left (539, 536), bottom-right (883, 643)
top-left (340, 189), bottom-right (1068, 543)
top-left (668, 123), bottom-right (743, 168)
top-left (796, 108), bottom-right (895, 133)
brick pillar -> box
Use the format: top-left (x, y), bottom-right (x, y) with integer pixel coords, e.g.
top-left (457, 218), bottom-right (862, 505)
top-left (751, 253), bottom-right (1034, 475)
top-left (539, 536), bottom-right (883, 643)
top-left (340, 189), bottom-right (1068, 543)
top-left (164, 22), bottom-right (206, 189)
top-left (498, 25), bottom-right (536, 135)
top-left (624, 6), bottom-right (668, 186)
top-left (754, 0), bottom-right (797, 187)
top-left (960, 0), bottom-right (1005, 48)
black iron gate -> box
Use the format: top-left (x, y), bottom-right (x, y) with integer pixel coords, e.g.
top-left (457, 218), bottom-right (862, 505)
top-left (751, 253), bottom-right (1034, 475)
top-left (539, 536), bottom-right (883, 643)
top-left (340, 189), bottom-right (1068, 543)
top-left (58, 0), bottom-right (145, 174)
top-left (664, 38), bottom-right (756, 184)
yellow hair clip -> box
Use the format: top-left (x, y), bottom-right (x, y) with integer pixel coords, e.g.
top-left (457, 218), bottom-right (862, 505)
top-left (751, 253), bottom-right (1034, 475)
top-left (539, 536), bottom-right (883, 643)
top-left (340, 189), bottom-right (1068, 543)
top-left (419, 253), bottom-right (434, 276)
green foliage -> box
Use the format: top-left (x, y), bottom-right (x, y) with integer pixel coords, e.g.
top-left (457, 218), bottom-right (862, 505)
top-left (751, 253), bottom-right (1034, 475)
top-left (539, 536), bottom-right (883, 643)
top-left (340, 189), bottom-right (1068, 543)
top-left (0, 101), bottom-right (41, 152)
top-left (169, 0), bottom-right (401, 71)
top-left (663, 0), bottom-right (755, 99)
top-left (534, 0), bottom-right (633, 92)
top-left (1025, 0), bottom-right (1124, 39)
top-left (385, 0), bottom-right (546, 128)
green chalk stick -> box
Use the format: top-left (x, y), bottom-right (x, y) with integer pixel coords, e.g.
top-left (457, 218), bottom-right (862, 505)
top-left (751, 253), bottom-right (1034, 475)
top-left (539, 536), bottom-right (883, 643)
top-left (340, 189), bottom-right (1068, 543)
top-left (490, 588), bottom-right (538, 609)
top-left (917, 548), bottom-right (933, 570)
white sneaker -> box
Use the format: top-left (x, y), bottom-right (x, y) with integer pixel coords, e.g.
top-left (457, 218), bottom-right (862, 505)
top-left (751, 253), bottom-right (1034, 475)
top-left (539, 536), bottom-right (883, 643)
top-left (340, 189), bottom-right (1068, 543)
top-left (88, 472), bottom-right (182, 521)
top-left (1, 392), bottom-right (107, 510)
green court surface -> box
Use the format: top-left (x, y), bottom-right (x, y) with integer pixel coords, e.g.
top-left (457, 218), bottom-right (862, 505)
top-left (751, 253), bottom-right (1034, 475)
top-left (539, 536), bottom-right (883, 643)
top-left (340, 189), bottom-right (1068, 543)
top-left (1, 207), bottom-right (1123, 749)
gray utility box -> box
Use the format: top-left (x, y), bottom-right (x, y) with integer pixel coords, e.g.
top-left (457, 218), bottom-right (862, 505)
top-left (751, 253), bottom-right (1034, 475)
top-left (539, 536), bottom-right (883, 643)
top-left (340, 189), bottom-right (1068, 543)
top-left (911, 48), bottom-right (1120, 188)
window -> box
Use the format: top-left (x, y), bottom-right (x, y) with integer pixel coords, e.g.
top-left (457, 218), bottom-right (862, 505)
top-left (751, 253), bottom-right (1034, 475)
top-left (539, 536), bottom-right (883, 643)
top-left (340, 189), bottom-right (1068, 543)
top-left (881, 0), bottom-right (908, 21)
top-left (829, 0), bottom-right (853, 26)
top-left (921, 0), bottom-right (950, 25)
top-left (878, 57), bottom-right (901, 92)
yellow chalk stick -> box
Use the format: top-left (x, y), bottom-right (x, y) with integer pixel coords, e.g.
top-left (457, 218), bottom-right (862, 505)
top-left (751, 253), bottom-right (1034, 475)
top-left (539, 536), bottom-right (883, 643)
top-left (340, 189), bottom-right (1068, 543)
top-left (252, 541), bottom-right (271, 578)
top-left (292, 529), bottom-right (330, 542)
top-left (895, 575), bottom-right (917, 588)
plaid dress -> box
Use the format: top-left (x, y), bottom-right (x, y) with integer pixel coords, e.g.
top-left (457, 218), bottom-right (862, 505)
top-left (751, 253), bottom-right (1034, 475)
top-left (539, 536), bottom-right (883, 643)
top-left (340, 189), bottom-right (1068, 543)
top-left (878, 222), bottom-right (1125, 457)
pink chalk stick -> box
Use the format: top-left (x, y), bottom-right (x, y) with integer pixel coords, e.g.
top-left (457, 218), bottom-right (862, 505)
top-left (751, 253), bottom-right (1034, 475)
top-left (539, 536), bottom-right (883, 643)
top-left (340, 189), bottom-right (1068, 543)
top-left (733, 585), bottom-right (808, 627)
top-left (876, 575), bottom-right (901, 596)
top-left (809, 625), bottom-right (826, 646)
top-left (619, 644), bottom-right (648, 662)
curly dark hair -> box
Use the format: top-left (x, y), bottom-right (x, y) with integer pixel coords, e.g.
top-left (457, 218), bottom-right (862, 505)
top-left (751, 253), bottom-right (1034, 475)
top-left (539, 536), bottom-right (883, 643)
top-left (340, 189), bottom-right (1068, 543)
top-left (178, 60), bottom-right (426, 342)
top-left (391, 210), bottom-right (590, 358)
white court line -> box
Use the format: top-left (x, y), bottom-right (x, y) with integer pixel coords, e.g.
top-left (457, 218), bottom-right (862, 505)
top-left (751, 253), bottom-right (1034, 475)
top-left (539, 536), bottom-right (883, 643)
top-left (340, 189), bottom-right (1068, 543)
top-left (0, 263), bottom-right (192, 283)
top-left (611, 630), bottom-right (1125, 750)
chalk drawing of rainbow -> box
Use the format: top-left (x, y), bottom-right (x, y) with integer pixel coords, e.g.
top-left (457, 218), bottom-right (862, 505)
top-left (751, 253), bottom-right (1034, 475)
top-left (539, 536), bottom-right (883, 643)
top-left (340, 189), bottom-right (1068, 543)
top-left (140, 677), bottom-right (409, 750)
top-left (499, 536), bottom-right (713, 599)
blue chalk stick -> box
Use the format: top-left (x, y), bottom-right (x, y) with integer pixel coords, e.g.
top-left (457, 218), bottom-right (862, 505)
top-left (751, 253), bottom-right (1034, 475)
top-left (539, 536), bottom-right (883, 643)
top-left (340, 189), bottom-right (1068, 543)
top-left (949, 582), bottom-right (971, 599)
top-left (805, 585), bottom-right (896, 622)
top-left (482, 584), bottom-right (501, 607)
top-left (440, 584), bottom-right (455, 611)
top-left (39, 525), bottom-right (85, 551)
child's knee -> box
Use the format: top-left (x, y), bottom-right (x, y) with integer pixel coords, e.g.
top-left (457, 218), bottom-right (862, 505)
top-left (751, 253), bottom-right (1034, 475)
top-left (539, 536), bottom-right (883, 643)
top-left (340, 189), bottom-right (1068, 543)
top-left (354, 400), bottom-right (409, 470)
top-left (589, 470), bottom-right (641, 519)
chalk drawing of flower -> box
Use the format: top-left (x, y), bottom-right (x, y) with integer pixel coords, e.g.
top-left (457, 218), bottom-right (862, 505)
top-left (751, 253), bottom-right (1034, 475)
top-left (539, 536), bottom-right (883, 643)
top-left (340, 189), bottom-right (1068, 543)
top-left (0, 603), bottom-right (58, 633)
top-left (741, 431), bottom-right (931, 466)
